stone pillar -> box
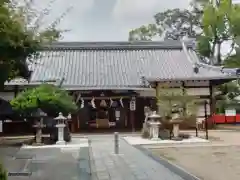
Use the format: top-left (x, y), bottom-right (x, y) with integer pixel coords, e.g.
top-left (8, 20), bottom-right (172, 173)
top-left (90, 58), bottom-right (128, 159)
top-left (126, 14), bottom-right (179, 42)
top-left (33, 118), bottom-right (45, 145)
top-left (56, 124), bottom-right (65, 144)
top-left (149, 122), bottom-right (161, 140)
top-left (54, 112), bottom-right (67, 145)
top-left (173, 124), bottom-right (180, 138)
top-left (170, 119), bottom-right (183, 141)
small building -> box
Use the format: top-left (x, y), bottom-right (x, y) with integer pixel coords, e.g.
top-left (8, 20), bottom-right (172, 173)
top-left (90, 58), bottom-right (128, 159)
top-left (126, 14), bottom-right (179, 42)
top-left (1, 40), bottom-right (238, 133)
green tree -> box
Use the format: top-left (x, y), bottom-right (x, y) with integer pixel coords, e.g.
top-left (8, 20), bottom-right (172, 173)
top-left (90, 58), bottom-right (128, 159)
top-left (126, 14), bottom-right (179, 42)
top-left (197, 0), bottom-right (240, 65)
top-left (224, 37), bottom-right (240, 67)
top-left (129, 0), bottom-right (207, 41)
top-left (0, 0), bottom-right (71, 90)
top-left (10, 84), bottom-right (77, 117)
top-left (157, 85), bottom-right (199, 120)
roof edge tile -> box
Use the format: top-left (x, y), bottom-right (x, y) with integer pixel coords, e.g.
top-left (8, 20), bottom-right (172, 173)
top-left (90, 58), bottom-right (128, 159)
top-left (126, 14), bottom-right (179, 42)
top-left (41, 40), bottom-right (195, 51)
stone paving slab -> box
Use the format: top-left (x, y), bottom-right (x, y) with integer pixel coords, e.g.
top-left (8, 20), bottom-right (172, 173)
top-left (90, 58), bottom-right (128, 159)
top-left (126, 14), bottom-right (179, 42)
top-left (0, 146), bottom-right (86, 180)
top-left (89, 135), bottom-right (187, 180)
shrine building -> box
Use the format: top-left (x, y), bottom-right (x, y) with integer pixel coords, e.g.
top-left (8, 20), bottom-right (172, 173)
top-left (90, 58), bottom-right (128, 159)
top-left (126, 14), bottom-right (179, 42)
top-left (1, 40), bottom-right (238, 133)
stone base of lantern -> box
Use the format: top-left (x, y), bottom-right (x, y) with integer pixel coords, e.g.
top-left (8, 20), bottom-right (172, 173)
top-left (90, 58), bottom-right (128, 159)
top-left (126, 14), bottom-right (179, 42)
top-left (149, 122), bottom-right (161, 141)
top-left (171, 137), bottom-right (183, 141)
top-left (56, 140), bottom-right (66, 145)
top-left (170, 120), bottom-right (183, 141)
top-left (55, 124), bottom-right (66, 145)
top-left (32, 142), bottom-right (44, 146)
top-left (151, 137), bottom-right (161, 141)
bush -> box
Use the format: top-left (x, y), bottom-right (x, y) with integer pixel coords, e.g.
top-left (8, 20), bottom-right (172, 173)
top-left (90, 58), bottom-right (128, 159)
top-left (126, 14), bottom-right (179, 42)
top-left (0, 163), bottom-right (7, 180)
top-left (10, 84), bottom-right (77, 117)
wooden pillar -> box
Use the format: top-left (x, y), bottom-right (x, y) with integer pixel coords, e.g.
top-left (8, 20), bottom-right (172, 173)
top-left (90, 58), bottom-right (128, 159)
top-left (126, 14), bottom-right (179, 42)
top-left (14, 85), bottom-right (18, 97)
top-left (74, 91), bottom-right (81, 133)
top-left (130, 111), bottom-right (135, 132)
top-left (209, 81), bottom-right (216, 115)
top-left (71, 115), bottom-right (76, 133)
top-left (156, 82), bottom-right (160, 114)
top-left (209, 81), bottom-right (216, 128)
top-left (129, 97), bottom-right (136, 132)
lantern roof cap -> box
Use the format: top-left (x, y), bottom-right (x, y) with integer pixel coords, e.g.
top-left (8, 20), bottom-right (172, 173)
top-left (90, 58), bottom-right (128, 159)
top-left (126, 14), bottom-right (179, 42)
top-left (149, 111), bottom-right (161, 118)
top-left (54, 112), bottom-right (67, 120)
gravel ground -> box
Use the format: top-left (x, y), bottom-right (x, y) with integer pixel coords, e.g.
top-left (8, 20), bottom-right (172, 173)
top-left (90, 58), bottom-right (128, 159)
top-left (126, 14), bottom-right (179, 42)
top-left (149, 130), bottom-right (240, 180)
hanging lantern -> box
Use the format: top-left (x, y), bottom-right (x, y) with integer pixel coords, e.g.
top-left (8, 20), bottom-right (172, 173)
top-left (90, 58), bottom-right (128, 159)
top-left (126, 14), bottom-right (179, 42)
top-left (130, 97), bottom-right (136, 111)
top-left (115, 109), bottom-right (120, 121)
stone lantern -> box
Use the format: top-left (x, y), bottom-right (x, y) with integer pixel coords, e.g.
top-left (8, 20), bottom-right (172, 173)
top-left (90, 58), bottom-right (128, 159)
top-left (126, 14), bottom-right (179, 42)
top-left (32, 108), bottom-right (47, 145)
top-left (169, 105), bottom-right (183, 140)
top-left (54, 112), bottom-right (67, 145)
top-left (148, 111), bottom-right (161, 140)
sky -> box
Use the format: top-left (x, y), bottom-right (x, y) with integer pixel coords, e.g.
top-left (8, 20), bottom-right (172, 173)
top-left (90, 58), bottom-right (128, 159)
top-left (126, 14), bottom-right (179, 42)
top-left (34, 0), bottom-right (191, 41)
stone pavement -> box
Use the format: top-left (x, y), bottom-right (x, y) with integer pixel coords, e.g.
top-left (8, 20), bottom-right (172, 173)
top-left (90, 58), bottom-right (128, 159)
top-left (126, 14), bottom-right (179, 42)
top-left (89, 135), bottom-right (186, 180)
top-left (0, 145), bottom-right (83, 180)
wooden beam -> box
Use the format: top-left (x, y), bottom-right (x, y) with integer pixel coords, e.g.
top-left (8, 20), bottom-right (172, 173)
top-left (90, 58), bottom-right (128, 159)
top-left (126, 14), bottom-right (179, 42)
top-left (79, 96), bottom-right (131, 100)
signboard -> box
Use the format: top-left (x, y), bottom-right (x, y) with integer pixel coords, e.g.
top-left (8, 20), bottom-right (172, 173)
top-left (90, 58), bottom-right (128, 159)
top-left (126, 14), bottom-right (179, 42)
top-left (225, 109), bottom-right (236, 116)
top-left (130, 100), bottom-right (136, 111)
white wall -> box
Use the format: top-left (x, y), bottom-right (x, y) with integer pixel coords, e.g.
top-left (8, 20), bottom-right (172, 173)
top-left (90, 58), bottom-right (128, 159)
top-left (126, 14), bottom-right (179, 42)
top-left (186, 88), bottom-right (210, 96)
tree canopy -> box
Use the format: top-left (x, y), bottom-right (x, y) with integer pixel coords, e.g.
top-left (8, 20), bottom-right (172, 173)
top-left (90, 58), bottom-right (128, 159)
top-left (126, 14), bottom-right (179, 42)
top-left (196, 0), bottom-right (240, 65)
top-left (129, 0), bottom-right (206, 41)
top-left (0, 0), bottom-right (70, 90)
top-left (10, 84), bottom-right (77, 117)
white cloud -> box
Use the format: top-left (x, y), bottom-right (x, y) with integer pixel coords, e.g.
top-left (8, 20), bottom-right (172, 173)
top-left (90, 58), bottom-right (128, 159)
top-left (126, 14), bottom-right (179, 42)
top-left (19, 0), bottom-right (94, 31)
top-left (113, 0), bottom-right (191, 21)
top-left (111, 0), bottom-right (191, 40)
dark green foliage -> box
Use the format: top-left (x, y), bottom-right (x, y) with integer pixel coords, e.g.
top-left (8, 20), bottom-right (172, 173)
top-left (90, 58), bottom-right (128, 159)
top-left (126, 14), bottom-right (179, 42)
top-left (197, 36), bottom-right (212, 57)
top-left (0, 1), bottom-right (39, 88)
top-left (224, 37), bottom-right (240, 68)
top-left (10, 84), bottom-right (77, 117)
top-left (0, 0), bottom-right (70, 90)
top-left (216, 100), bottom-right (240, 114)
top-left (0, 163), bottom-right (7, 180)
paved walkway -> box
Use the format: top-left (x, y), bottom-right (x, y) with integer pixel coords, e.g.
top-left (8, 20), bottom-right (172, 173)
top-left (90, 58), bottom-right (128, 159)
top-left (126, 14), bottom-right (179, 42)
top-left (0, 142), bottom-right (83, 180)
top-left (89, 135), bottom-right (185, 180)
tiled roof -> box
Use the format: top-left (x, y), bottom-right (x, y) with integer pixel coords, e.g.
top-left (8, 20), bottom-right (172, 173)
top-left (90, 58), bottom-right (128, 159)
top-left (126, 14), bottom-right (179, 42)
top-left (5, 41), bottom-right (237, 89)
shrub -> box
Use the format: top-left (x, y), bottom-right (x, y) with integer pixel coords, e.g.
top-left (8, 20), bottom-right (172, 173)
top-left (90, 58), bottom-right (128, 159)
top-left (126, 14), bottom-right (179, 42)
top-left (0, 163), bottom-right (7, 180)
top-left (11, 84), bottom-right (77, 117)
